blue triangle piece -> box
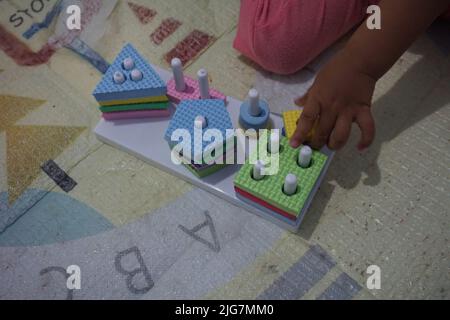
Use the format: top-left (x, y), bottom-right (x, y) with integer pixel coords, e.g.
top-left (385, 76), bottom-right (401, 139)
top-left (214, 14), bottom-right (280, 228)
top-left (92, 43), bottom-right (167, 102)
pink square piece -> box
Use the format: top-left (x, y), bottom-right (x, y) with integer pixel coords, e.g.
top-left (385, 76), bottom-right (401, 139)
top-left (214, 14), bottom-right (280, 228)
top-left (167, 76), bottom-right (226, 104)
top-left (102, 109), bottom-right (170, 120)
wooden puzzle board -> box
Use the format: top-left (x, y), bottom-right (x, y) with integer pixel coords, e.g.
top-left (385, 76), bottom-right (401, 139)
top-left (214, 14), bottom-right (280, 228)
top-left (94, 64), bottom-right (335, 231)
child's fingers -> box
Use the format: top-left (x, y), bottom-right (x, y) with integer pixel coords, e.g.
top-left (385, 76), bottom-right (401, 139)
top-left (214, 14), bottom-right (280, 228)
top-left (289, 99), bottom-right (320, 148)
top-left (355, 106), bottom-right (375, 151)
top-left (328, 112), bottom-right (352, 150)
top-left (310, 109), bottom-right (337, 150)
top-left (295, 92), bottom-right (309, 106)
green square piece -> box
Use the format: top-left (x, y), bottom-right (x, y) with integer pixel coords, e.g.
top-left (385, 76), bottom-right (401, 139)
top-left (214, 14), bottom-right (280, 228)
top-left (183, 163), bottom-right (228, 178)
top-left (172, 148), bottom-right (230, 178)
top-left (234, 135), bottom-right (328, 217)
top-left (99, 101), bottom-right (168, 113)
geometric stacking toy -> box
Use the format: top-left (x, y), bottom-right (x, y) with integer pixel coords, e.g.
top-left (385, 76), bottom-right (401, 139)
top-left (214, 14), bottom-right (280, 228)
top-left (92, 43), bottom-right (170, 120)
top-left (166, 58), bottom-right (226, 104)
top-left (234, 135), bottom-right (328, 221)
top-left (93, 47), bottom-right (335, 231)
top-left (239, 89), bottom-right (270, 130)
top-left (282, 109), bottom-right (316, 141)
top-left (164, 99), bottom-right (234, 178)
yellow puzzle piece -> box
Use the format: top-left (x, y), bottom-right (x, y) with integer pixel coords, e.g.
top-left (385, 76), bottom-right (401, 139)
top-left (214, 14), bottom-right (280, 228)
top-left (99, 95), bottom-right (169, 106)
top-left (282, 109), bottom-right (316, 141)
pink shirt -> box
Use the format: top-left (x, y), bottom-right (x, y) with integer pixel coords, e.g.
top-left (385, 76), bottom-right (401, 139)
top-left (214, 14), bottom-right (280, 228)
top-left (234, 0), bottom-right (449, 75)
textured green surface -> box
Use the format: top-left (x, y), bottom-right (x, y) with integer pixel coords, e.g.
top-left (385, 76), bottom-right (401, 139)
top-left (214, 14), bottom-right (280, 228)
top-left (234, 136), bottom-right (328, 216)
top-left (99, 101), bottom-right (168, 112)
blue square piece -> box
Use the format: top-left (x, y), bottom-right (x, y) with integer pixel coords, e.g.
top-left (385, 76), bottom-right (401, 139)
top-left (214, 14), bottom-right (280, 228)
top-left (92, 43), bottom-right (167, 102)
top-left (164, 99), bottom-right (234, 163)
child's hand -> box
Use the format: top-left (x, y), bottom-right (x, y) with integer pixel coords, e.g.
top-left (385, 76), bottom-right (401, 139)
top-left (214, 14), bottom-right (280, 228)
top-left (290, 50), bottom-right (377, 151)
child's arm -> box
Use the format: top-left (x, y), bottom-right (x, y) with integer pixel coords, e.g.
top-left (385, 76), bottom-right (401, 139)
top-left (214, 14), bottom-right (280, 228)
top-left (290, 0), bottom-right (450, 151)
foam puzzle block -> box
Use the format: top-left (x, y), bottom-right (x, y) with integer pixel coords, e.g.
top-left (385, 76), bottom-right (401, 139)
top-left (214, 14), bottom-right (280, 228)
top-left (99, 101), bottom-right (169, 113)
top-left (282, 110), bottom-right (301, 139)
top-left (239, 100), bottom-right (270, 130)
top-left (282, 109), bottom-right (315, 140)
top-left (177, 144), bottom-right (237, 178)
top-left (234, 136), bottom-right (328, 218)
top-left (164, 99), bottom-right (234, 164)
top-left (239, 89), bottom-right (270, 130)
top-left (93, 43), bottom-right (167, 102)
top-left (235, 189), bottom-right (298, 226)
top-left (235, 187), bottom-right (297, 221)
top-left (166, 76), bottom-right (226, 104)
top-left (184, 162), bottom-right (228, 178)
top-left (99, 95), bottom-right (168, 106)
top-left (237, 120), bottom-right (273, 140)
top-left (102, 109), bottom-right (170, 120)
top-left (178, 142), bottom-right (236, 168)
top-left (172, 149), bottom-right (227, 178)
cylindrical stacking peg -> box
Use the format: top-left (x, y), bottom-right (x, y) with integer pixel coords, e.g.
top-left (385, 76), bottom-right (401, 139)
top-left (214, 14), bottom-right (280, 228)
top-left (113, 71), bottom-right (126, 84)
top-left (283, 173), bottom-right (298, 196)
top-left (268, 132), bottom-right (280, 154)
top-left (197, 69), bottom-right (210, 99)
top-left (171, 58), bottom-right (186, 92)
top-left (123, 57), bottom-right (135, 70)
top-left (298, 145), bottom-right (312, 168)
top-left (239, 89), bottom-right (270, 130)
top-left (252, 160), bottom-right (265, 181)
top-left (130, 69), bottom-right (143, 81)
top-left (194, 115), bottom-right (207, 129)
top-left (248, 89), bottom-right (261, 116)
